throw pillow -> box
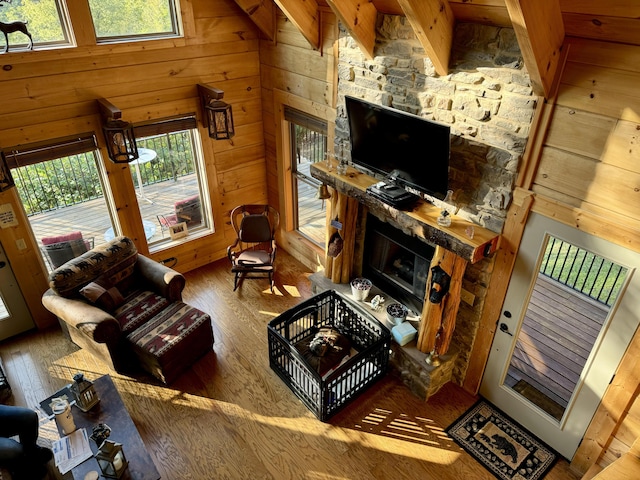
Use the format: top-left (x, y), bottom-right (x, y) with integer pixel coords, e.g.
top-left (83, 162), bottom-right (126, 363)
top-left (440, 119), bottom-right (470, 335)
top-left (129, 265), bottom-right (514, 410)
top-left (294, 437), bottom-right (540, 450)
top-left (80, 281), bottom-right (125, 312)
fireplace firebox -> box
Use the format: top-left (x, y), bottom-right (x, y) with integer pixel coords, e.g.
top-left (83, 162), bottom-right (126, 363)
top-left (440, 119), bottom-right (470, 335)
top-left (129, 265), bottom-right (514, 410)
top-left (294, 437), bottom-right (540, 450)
top-left (363, 215), bottom-right (435, 314)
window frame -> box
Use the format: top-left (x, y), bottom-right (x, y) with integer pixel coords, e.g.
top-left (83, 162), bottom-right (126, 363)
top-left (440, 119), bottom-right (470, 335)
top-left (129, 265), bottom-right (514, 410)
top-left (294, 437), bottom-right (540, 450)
top-left (0, 0), bottom-right (74, 52)
top-left (132, 115), bottom-right (213, 251)
top-left (88, 0), bottom-right (182, 45)
top-left (273, 90), bottom-right (335, 267)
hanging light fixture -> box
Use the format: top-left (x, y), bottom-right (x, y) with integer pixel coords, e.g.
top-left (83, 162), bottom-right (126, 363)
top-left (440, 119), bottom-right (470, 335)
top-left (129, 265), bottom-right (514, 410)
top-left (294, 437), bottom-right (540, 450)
top-left (198, 84), bottom-right (235, 140)
top-left (97, 99), bottom-right (139, 163)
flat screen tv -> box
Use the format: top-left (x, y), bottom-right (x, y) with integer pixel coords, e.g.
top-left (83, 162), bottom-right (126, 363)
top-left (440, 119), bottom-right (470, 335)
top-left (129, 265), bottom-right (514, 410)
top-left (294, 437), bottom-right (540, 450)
top-left (345, 96), bottom-right (450, 200)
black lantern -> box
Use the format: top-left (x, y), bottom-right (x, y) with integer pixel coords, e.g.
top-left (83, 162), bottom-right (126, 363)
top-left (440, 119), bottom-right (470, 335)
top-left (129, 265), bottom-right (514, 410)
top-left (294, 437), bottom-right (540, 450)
top-left (95, 440), bottom-right (128, 478)
top-left (70, 373), bottom-right (99, 412)
top-left (0, 151), bottom-right (16, 192)
top-left (98, 99), bottom-right (139, 163)
top-left (198, 84), bottom-right (235, 140)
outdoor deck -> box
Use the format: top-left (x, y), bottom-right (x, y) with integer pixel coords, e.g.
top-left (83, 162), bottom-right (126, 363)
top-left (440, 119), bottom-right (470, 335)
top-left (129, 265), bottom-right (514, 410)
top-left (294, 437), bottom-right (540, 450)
top-left (506, 274), bottom-right (609, 418)
top-left (26, 168), bottom-right (325, 269)
top-left (29, 175), bottom-right (199, 249)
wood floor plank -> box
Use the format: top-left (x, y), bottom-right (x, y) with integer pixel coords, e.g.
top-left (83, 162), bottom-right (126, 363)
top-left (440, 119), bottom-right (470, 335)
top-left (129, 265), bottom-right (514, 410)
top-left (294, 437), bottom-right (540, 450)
top-left (0, 250), bottom-right (579, 479)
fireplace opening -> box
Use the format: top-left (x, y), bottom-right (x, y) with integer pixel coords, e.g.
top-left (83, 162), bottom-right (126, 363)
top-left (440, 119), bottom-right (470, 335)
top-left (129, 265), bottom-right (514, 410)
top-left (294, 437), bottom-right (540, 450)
top-left (363, 215), bottom-right (434, 315)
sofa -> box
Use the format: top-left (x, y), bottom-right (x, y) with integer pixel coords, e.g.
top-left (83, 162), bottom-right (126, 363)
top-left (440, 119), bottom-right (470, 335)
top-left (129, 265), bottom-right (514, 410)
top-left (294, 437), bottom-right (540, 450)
top-left (42, 236), bottom-right (213, 384)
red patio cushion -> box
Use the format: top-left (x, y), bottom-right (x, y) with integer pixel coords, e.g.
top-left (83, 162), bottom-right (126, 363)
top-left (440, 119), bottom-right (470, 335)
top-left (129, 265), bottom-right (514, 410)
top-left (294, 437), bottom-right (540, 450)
top-left (42, 231), bottom-right (83, 245)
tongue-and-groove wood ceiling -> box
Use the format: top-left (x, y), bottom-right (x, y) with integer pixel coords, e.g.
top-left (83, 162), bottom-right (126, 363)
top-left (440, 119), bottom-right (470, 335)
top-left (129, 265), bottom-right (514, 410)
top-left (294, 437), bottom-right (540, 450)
top-left (232, 0), bottom-right (640, 99)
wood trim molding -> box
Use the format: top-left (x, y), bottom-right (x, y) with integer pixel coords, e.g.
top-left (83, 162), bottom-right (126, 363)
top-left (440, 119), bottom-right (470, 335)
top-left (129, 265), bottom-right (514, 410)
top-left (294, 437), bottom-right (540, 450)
top-left (232, 0), bottom-right (276, 41)
top-left (462, 192), bottom-right (534, 393)
top-left (275, 0), bottom-right (321, 49)
top-left (397, 0), bottom-right (455, 76)
top-left (504, 0), bottom-right (565, 98)
top-left (326, 0), bottom-right (379, 60)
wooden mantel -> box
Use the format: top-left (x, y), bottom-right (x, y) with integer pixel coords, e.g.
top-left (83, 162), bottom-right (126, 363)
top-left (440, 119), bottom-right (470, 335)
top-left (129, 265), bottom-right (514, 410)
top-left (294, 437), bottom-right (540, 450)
top-left (310, 162), bottom-right (500, 264)
top-left (311, 161), bottom-right (501, 359)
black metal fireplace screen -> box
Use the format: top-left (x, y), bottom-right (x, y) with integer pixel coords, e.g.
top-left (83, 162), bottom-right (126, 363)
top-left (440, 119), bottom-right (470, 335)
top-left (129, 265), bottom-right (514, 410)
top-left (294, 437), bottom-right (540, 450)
top-left (363, 215), bottom-right (434, 315)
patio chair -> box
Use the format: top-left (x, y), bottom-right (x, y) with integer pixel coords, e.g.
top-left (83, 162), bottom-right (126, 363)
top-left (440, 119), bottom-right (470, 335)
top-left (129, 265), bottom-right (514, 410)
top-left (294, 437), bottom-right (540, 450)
top-left (157, 195), bottom-right (202, 236)
top-left (227, 204), bottom-right (279, 291)
top-left (40, 232), bottom-right (95, 270)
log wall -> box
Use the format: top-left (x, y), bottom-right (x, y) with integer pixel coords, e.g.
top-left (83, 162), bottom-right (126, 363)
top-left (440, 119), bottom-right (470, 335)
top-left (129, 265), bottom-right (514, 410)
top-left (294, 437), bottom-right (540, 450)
top-left (0, 0), bottom-right (266, 327)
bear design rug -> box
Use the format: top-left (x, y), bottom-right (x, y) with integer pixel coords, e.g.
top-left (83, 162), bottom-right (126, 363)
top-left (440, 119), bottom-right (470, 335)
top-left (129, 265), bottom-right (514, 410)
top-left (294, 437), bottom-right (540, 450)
top-left (446, 399), bottom-right (558, 480)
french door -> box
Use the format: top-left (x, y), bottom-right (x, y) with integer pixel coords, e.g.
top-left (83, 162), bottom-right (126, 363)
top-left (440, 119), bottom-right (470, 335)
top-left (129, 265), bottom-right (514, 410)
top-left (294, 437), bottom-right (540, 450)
top-left (0, 242), bottom-right (35, 341)
top-left (480, 212), bottom-right (640, 459)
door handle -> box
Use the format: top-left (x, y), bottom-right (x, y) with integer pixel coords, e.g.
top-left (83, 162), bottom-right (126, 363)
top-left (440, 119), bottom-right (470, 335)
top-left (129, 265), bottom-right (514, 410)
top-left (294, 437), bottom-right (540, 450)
top-left (499, 323), bottom-right (513, 336)
top-left (0, 261), bottom-right (6, 268)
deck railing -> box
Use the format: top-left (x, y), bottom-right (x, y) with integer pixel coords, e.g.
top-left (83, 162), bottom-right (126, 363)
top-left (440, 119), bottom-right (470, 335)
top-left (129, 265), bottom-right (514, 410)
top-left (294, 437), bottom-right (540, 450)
top-left (540, 236), bottom-right (627, 306)
top-left (12, 132), bottom-right (195, 217)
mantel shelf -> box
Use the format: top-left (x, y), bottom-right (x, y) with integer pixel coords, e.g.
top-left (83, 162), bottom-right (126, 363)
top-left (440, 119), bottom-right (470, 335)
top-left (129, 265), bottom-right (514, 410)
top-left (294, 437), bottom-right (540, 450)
top-left (310, 162), bottom-right (500, 264)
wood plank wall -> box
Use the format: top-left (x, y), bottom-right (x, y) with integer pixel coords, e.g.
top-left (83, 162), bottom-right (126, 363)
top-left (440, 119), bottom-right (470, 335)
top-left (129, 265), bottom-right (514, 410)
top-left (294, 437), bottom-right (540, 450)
top-left (260, 9), bottom-right (338, 271)
top-left (531, 38), bottom-right (640, 475)
top-left (0, 0), bottom-right (267, 327)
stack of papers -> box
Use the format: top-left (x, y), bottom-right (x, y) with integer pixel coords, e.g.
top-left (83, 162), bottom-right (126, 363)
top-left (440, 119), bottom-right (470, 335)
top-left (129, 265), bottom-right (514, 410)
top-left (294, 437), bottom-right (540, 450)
top-left (52, 428), bottom-right (94, 474)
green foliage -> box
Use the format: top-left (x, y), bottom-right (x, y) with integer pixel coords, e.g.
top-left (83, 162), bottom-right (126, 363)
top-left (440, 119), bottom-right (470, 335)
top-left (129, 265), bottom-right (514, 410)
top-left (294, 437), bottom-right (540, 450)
top-left (14, 132), bottom-right (195, 216)
top-left (0, 0), bottom-right (176, 47)
top-left (88, 0), bottom-right (175, 38)
top-left (15, 153), bottom-right (103, 215)
top-left (0, 0), bottom-right (65, 43)
top-left (540, 238), bottom-right (627, 306)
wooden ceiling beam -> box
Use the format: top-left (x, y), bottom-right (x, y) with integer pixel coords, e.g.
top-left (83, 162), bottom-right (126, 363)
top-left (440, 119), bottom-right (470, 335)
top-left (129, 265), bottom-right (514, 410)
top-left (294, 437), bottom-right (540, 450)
top-left (396, 0), bottom-right (455, 76)
top-left (232, 0), bottom-right (276, 41)
top-left (504, 0), bottom-right (565, 98)
top-left (326, 0), bottom-right (378, 60)
top-left (275, 0), bottom-right (321, 50)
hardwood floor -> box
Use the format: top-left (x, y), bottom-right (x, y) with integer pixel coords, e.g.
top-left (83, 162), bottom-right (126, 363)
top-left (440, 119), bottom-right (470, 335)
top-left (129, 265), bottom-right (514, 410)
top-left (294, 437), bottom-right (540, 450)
top-left (0, 251), bottom-right (580, 479)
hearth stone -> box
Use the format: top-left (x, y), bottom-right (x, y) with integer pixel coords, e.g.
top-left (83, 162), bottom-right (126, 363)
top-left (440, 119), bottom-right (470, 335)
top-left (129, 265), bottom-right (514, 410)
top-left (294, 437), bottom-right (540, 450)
top-left (310, 272), bottom-right (457, 400)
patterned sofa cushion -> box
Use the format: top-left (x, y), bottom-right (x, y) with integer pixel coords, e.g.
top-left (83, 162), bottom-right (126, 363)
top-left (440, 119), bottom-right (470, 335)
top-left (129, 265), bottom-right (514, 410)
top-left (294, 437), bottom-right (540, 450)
top-left (48, 236), bottom-right (138, 298)
top-left (115, 290), bottom-right (170, 334)
top-left (127, 302), bottom-right (211, 358)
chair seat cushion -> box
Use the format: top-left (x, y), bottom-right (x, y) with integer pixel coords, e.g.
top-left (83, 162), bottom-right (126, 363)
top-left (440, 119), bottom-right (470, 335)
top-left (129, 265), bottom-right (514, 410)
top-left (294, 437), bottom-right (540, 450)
top-left (237, 250), bottom-right (272, 266)
top-left (114, 290), bottom-right (170, 334)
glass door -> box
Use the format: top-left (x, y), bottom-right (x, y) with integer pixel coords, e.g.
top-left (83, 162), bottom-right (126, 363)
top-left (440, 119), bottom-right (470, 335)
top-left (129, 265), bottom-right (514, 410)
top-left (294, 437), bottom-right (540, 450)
top-left (480, 212), bottom-right (640, 459)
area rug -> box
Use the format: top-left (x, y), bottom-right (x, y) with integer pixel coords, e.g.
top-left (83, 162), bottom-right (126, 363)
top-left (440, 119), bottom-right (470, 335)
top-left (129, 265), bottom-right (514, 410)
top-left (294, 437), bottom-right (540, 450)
top-left (446, 399), bottom-right (558, 480)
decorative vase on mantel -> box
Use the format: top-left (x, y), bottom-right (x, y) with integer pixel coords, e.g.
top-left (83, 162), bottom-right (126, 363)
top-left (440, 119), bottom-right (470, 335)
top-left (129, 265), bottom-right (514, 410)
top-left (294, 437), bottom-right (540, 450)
top-left (437, 190), bottom-right (455, 227)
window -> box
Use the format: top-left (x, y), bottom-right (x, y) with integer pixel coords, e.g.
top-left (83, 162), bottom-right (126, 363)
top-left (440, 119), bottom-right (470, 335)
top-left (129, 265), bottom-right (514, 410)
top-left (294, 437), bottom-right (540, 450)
top-left (131, 116), bottom-right (211, 248)
top-left (88, 0), bottom-right (180, 43)
top-left (3, 135), bottom-right (118, 271)
top-left (0, 0), bottom-right (71, 51)
top-left (285, 107), bottom-right (328, 248)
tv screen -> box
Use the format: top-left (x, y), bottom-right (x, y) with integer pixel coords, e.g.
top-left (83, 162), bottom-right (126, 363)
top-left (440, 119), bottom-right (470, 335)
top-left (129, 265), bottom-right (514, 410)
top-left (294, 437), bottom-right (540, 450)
top-left (345, 96), bottom-right (450, 200)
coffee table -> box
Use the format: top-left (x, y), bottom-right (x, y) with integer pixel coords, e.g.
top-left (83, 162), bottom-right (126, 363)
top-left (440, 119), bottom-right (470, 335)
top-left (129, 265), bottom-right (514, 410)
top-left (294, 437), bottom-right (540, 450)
top-left (49, 375), bottom-right (160, 480)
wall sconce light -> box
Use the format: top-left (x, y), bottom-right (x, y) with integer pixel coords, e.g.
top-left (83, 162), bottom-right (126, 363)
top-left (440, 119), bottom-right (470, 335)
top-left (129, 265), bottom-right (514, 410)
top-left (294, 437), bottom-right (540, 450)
top-left (97, 99), bottom-right (139, 163)
top-left (198, 84), bottom-right (235, 140)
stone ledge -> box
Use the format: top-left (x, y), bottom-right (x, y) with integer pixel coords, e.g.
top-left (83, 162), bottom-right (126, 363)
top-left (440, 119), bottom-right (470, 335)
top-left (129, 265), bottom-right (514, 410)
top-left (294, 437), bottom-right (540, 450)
top-left (310, 272), bottom-right (456, 401)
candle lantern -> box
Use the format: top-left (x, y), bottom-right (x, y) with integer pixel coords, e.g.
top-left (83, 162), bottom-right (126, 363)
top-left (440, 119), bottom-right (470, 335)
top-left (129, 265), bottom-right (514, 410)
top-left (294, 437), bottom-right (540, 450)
top-left (95, 440), bottom-right (128, 479)
top-left (70, 373), bottom-right (100, 412)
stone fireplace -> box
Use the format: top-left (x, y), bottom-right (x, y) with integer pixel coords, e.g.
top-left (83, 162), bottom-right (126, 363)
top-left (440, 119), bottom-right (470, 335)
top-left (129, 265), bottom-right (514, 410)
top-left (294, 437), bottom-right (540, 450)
top-left (315, 18), bottom-right (536, 391)
top-left (363, 214), bottom-right (434, 315)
